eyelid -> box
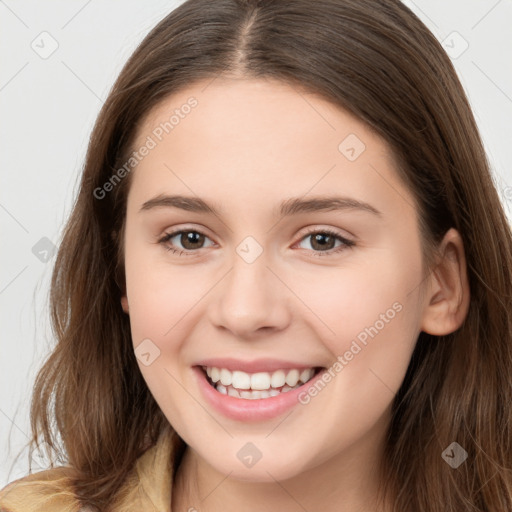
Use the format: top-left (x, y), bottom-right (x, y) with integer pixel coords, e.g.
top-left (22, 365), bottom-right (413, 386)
top-left (292, 226), bottom-right (355, 255)
top-left (297, 224), bottom-right (354, 240)
top-left (159, 224), bottom-right (215, 242)
top-left (157, 225), bottom-right (216, 251)
top-left (157, 224), bottom-right (355, 256)
top-left (159, 223), bottom-right (353, 242)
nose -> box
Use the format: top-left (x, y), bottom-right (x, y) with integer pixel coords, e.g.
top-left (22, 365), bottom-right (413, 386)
top-left (209, 248), bottom-right (291, 339)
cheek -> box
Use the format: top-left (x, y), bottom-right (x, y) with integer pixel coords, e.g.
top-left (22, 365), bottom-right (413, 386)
top-left (124, 251), bottom-right (205, 416)
top-left (293, 258), bottom-right (413, 334)
top-left (293, 248), bottom-right (421, 362)
top-left (123, 239), bottom-right (208, 341)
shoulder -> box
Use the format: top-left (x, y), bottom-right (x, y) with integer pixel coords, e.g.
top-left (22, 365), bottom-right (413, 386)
top-left (0, 466), bottom-right (84, 512)
top-left (0, 427), bottom-right (185, 512)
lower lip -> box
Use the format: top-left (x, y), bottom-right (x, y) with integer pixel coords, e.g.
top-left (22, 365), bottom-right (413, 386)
top-left (192, 366), bottom-right (326, 422)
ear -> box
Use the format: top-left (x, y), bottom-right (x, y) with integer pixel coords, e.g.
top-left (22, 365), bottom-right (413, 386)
top-left (420, 228), bottom-right (470, 336)
top-left (121, 295), bottom-right (129, 314)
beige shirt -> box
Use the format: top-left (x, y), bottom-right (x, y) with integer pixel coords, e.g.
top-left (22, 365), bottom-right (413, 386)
top-left (0, 426), bottom-right (185, 512)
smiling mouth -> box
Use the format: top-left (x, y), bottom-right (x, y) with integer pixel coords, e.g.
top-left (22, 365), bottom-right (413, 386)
top-left (200, 365), bottom-right (324, 400)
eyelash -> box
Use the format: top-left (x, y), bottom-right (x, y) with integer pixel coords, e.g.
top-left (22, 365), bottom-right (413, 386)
top-left (157, 227), bottom-right (355, 257)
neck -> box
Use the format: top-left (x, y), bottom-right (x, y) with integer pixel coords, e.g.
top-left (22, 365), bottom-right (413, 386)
top-left (171, 415), bottom-right (394, 512)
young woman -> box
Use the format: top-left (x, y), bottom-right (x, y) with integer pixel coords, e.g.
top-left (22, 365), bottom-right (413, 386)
top-left (1, 0), bottom-right (511, 511)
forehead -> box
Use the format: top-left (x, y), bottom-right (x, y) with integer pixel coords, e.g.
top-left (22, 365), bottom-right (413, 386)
top-left (128, 77), bottom-right (416, 220)
top-left (136, 77), bottom-right (383, 152)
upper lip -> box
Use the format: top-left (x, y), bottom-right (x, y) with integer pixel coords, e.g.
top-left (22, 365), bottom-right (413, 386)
top-left (195, 357), bottom-right (323, 374)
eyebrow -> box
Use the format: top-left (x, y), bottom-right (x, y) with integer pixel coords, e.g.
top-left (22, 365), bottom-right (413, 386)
top-left (139, 194), bottom-right (382, 218)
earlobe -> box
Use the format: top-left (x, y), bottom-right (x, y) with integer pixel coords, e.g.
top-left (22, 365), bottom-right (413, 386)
top-left (121, 296), bottom-right (129, 314)
top-left (420, 228), bottom-right (470, 336)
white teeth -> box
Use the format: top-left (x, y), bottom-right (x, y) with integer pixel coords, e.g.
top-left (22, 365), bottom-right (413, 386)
top-left (285, 369), bottom-right (300, 387)
top-left (231, 370), bottom-right (251, 389)
top-left (219, 368), bottom-right (232, 386)
top-left (210, 367), bottom-right (220, 383)
top-left (227, 386), bottom-right (240, 398)
top-left (204, 365), bottom-right (318, 393)
top-left (299, 368), bottom-right (314, 383)
top-left (270, 370), bottom-right (286, 388)
top-left (220, 382), bottom-right (301, 399)
top-left (251, 372), bottom-right (271, 390)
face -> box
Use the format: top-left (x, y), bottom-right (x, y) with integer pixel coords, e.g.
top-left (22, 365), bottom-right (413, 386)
top-left (121, 77), bottom-right (428, 484)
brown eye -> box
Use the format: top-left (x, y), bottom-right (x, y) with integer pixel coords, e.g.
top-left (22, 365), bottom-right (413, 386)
top-left (179, 231), bottom-right (206, 249)
top-left (296, 229), bottom-right (355, 257)
top-left (158, 229), bottom-right (214, 255)
top-left (308, 232), bottom-right (337, 251)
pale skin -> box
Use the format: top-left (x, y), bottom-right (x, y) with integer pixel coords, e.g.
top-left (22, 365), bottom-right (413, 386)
top-left (120, 77), bottom-right (470, 512)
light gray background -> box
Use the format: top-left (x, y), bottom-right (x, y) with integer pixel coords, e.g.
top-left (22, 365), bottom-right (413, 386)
top-left (1, 0), bottom-right (511, 488)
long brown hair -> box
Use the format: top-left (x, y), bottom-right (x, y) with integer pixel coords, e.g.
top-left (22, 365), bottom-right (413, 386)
top-left (22, 0), bottom-right (512, 509)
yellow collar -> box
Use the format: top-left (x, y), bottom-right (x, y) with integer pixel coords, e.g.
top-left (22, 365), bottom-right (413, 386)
top-left (0, 426), bottom-right (186, 512)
